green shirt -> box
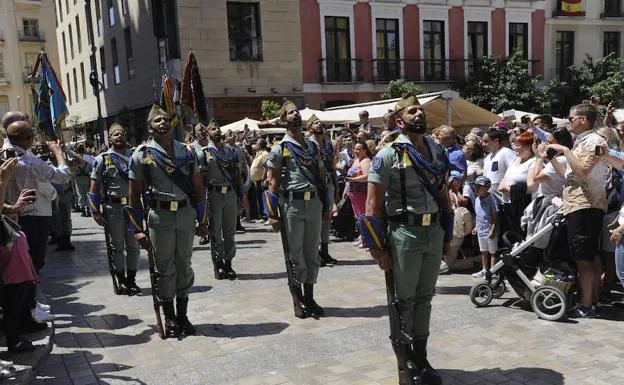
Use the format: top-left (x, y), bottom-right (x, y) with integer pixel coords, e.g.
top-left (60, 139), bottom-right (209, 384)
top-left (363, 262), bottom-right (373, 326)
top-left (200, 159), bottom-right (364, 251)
top-left (91, 148), bottom-right (133, 198)
top-left (368, 134), bottom-right (449, 216)
top-left (264, 134), bottom-right (323, 193)
top-left (129, 138), bottom-right (199, 201)
top-left (199, 143), bottom-right (240, 187)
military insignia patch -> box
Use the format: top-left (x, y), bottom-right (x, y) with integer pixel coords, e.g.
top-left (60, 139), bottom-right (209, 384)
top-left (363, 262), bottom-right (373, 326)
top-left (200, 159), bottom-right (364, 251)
top-left (144, 154), bottom-right (154, 165)
top-left (371, 156), bottom-right (383, 172)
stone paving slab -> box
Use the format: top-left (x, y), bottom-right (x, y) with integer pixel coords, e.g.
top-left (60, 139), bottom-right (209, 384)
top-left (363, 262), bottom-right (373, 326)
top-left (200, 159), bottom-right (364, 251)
top-left (1, 322), bottom-right (54, 384)
top-left (28, 214), bottom-right (624, 385)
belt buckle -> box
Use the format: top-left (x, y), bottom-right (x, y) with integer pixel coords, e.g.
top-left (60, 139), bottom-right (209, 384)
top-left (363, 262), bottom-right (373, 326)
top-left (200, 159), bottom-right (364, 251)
top-left (422, 213), bottom-right (431, 227)
top-left (221, 186), bottom-right (228, 194)
top-left (170, 201), bottom-right (178, 212)
top-left (121, 197), bottom-right (127, 205)
top-left (304, 191), bottom-right (311, 201)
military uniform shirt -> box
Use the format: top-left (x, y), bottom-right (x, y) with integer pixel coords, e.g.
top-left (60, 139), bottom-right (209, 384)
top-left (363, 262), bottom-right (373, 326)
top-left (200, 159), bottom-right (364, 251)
top-left (368, 134), bottom-right (449, 216)
top-left (129, 138), bottom-right (199, 201)
top-left (91, 148), bottom-right (133, 198)
top-left (309, 136), bottom-right (334, 181)
top-left (264, 134), bottom-right (323, 193)
top-left (201, 143), bottom-right (239, 187)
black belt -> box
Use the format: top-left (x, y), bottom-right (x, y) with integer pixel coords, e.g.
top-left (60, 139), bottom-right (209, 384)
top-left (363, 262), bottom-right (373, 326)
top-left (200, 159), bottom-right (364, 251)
top-left (388, 212), bottom-right (438, 227)
top-left (209, 185), bottom-right (232, 193)
top-left (105, 196), bottom-right (129, 204)
top-left (153, 198), bottom-right (190, 211)
top-left (283, 191), bottom-right (317, 201)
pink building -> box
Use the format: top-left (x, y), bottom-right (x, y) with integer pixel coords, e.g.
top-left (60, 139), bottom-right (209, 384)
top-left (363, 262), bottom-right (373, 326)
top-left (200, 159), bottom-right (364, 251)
top-left (300, 0), bottom-right (546, 109)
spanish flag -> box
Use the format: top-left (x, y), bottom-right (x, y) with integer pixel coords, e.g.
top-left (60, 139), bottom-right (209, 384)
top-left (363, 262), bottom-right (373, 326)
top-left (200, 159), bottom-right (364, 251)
top-left (560, 0), bottom-right (583, 16)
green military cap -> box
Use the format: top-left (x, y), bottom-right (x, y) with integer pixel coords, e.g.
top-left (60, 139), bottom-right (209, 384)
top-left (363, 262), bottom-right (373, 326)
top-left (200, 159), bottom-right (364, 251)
top-left (147, 104), bottom-right (168, 122)
top-left (394, 91), bottom-right (420, 113)
top-left (108, 122), bottom-right (126, 137)
top-left (194, 123), bottom-right (205, 132)
top-left (307, 113), bottom-right (321, 128)
top-left (207, 118), bottom-right (219, 129)
top-left (279, 100), bottom-right (298, 119)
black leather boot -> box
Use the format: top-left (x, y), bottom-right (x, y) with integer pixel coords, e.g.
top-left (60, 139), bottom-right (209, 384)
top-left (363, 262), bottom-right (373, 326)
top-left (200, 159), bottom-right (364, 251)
top-left (161, 300), bottom-right (180, 339)
top-left (115, 271), bottom-right (129, 295)
top-left (320, 243), bottom-right (338, 266)
top-left (55, 236), bottom-right (75, 251)
top-left (224, 261), bottom-right (237, 280)
top-left (392, 341), bottom-right (422, 385)
top-left (176, 297), bottom-right (195, 337)
top-left (213, 259), bottom-right (227, 280)
top-left (290, 284), bottom-right (310, 319)
top-left (412, 339), bottom-right (442, 385)
top-left (303, 283), bottom-right (324, 318)
top-left (126, 270), bottom-right (141, 296)
top-left (198, 236), bottom-right (210, 245)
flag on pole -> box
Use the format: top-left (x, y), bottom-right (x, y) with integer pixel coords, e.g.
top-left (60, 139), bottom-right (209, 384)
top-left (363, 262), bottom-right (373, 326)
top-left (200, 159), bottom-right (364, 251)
top-left (160, 74), bottom-right (178, 129)
top-left (152, 81), bottom-right (160, 107)
top-left (559, 0), bottom-right (583, 16)
top-left (33, 52), bottom-right (67, 138)
top-left (181, 51), bottom-right (207, 123)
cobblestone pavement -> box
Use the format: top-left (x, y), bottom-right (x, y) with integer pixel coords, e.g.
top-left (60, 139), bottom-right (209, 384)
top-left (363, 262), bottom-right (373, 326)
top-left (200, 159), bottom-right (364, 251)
top-left (32, 213), bottom-right (624, 385)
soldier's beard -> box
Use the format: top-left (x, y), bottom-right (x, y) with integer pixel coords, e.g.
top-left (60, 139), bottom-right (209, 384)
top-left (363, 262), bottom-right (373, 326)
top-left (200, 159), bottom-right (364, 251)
top-left (404, 121), bottom-right (427, 134)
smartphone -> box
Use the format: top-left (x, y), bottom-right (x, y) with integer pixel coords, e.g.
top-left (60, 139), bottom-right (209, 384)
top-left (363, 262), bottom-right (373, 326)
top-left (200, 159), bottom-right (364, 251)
top-left (595, 146), bottom-right (605, 157)
top-left (546, 148), bottom-right (557, 160)
top-left (5, 149), bottom-right (16, 159)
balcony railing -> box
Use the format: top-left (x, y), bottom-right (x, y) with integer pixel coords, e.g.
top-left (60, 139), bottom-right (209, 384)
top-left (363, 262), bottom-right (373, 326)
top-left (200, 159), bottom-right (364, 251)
top-left (601, 0), bottom-right (624, 17)
top-left (319, 58), bottom-right (363, 83)
top-left (373, 58), bottom-right (541, 83)
top-left (552, 0), bottom-right (586, 17)
top-left (18, 30), bottom-right (45, 42)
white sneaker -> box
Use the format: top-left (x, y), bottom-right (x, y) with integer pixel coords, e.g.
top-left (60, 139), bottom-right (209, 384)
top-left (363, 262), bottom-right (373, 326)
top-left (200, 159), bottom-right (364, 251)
top-left (472, 270), bottom-right (487, 279)
top-left (31, 307), bottom-right (55, 322)
top-left (37, 302), bottom-right (51, 312)
top-left (439, 260), bottom-right (450, 274)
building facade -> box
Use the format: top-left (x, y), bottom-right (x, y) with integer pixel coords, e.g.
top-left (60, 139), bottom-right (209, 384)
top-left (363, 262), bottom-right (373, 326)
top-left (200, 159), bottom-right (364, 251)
top-left (300, 0), bottom-right (547, 109)
top-left (544, 0), bottom-right (624, 82)
top-left (0, 0), bottom-right (60, 120)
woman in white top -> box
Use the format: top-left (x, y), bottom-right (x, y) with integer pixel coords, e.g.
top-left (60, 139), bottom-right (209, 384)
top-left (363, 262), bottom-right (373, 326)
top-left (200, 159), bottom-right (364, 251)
top-left (482, 129), bottom-right (517, 202)
top-left (498, 131), bottom-right (536, 203)
top-left (527, 128), bottom-right (573, 199)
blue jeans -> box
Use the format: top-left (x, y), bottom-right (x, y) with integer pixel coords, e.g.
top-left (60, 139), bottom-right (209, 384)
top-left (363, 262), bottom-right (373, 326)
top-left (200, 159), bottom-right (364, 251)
top-left (615, 243), bottom-right (624, 287)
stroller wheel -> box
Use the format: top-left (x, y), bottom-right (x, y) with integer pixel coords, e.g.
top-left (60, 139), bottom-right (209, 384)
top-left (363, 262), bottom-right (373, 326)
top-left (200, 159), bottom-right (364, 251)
top-left (469, 283), bottom-right (494, 307)
top-left (531, 286), bottom-right (567, 321)
top-left (492, 279), bottom-right (507, 299)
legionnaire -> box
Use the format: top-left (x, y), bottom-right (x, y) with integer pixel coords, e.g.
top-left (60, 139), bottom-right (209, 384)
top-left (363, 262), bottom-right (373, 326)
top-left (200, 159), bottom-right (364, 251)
top-left (360, 92), bottom-right (453, 385)
top-left (73, 144), bottom-right (93, 217)
top-left (191, 123), bottom-right (211, 246)
top-left (307, 114), bottom-right (339, 267)
top-left (200, 120), bottom-right (241, 280)
top-left (264, 101), bottom-right (330, 319)
top-left (126, 105), bottom-right (209, 339)
top-left (88, 123), bottom-right (141, 296)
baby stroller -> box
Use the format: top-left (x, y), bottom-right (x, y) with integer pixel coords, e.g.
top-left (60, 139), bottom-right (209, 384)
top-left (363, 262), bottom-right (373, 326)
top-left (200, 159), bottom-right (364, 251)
top-left (469, 197), bottom-right (576, 321)
top-left (331, 196), bottom-right (358, 241)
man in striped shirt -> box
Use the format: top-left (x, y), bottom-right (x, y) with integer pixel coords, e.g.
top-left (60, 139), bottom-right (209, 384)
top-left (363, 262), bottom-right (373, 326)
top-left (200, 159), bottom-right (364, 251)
top-left (2, 118), bottom-right (73, 272)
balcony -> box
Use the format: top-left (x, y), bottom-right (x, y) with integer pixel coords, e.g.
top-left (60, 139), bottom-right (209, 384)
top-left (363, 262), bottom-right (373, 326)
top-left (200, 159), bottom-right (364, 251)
top-left (15, 0), bottom-right (42, 7)
top-left (601, 0), bottom-right (624, 17)
top-left (0, 74), bottom-right (10, 86)
top-left (18, 30), bottom-right (45, 43)
top-left (552, 0), bottom-right (586, 17)
top-left (319, 58), bottom-right (363, 83)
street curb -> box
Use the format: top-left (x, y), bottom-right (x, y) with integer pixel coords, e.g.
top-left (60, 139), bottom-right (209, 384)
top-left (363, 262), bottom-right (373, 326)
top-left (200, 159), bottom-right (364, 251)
top-left (1, 320), bottom-right (55, 385)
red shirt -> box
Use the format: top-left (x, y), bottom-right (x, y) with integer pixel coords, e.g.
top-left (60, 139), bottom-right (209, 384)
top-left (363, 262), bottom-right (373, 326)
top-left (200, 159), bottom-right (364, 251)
top-left (0, 231), bottom-right (35, 284)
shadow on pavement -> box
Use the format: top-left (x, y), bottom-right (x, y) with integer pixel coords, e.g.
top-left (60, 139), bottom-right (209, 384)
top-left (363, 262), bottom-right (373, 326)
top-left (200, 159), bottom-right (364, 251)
top-left (39, 350), bottom-right (140, 384)
top-left (196, 322), bottom-right (289, 338)
top-left (324, 305), bottom-right (387, 318)
top-left (99, 374), bottom-right (149, 385)
top-left (143, 285), bottom-right (213, 297)
top-left (55, 328), bottom-right (155, 348)
top-left (332, 259), bottom-right (376, 266)
top-left (439, 367), bottom-right (564, 385)
top-left (435, 286), bottom-right (471, 295)
top-left (236, 239), bottom-right (267, 245)
top-left (236, 272), bottom-right (288, 280)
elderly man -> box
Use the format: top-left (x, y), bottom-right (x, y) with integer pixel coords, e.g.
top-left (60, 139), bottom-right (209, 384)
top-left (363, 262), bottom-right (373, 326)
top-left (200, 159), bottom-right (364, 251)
top-left (437, 125), bottom-right (467, 177)
top-left (2, 116), bottom-right (73, 272)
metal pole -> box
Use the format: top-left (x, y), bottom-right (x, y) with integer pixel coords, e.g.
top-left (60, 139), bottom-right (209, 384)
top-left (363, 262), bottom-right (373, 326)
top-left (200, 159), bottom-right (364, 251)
top-left (84, 0), bottom-right (104, 144)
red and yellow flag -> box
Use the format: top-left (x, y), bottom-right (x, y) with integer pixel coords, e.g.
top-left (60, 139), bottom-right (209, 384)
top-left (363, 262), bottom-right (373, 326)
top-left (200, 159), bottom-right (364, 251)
top-left (560, 0), bottom-right (583, 16)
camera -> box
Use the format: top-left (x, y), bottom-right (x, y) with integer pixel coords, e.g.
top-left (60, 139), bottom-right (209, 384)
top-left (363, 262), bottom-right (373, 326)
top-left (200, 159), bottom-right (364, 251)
top-left (546, 148), bottom-right (557, 160)
top-left (4, 149), bottom-right (16, 159)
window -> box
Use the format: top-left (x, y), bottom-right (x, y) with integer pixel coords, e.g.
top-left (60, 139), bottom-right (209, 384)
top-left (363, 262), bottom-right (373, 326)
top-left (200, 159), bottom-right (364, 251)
top-left (509, 23), bottom-right (528, 58)
top-left (65, 0), bottom-right (69, 13)
top-left (467, 21), bottom-right (488, 74)
top-left (95, 0), bottom-right (102, 36)
top-left (73, 68), bottom-right (79, 103)
top-left (100, 47), bottom-right (108, 89)
top-left (80, 63), bottom-right (87, 99)
top-left (227, 2), bottom-right (263, 61)
top-left (107, 0), bottom-right (115, 27)
top-left (76, 16), bottom-right (82, 53)
top-left (62, 32), bottom-right (68, 64)
top-left (121, 0), bottom-right (129, 16)
top-left (0, 52), bottom-right (4, 79)
top-left (23, 19), bottom-right (40, 38)
top-left (375, 18), bottom-right (400, 82)
top-left (555, 31), bottom-right (574, 81)
top-left (111, 38), bottom-right (120, 84)
top-left (604, 0), bottom-right (623, 16)
top-left (423, 20), bottom-right (445, 80)
top-left (0, 97), bottom-right (10, 118)
top-left (69, 24), bottom-right (74, 59)
top-left (66, 73), bottom-right (72, 104)
top-left (604, 31), bottom-right (621, 56)
top-left (58, 0), bottom-right (63, 23)
top-left (324, 16), bottom-right (351, 82)
top-left (124, 27), bottom-right (134, 78)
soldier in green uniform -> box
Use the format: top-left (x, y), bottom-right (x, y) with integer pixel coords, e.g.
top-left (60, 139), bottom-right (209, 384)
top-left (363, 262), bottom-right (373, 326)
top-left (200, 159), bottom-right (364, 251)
top-left (264, 101), bottom-right (330, 319)
top-left (74, 144), bottom-right (93, 217)
top-left (88, 123), bottom-right (141, 296)
top-left (200, 120), bottom-right (241, 280)
top-left (360, 93), bottom-right (453, 385)
top-left (191, 123), bottom-right (211, 246)
top-left (307, 114), bottom-right (339, 266)
top-left (126, 105), bottom-right (209, 339)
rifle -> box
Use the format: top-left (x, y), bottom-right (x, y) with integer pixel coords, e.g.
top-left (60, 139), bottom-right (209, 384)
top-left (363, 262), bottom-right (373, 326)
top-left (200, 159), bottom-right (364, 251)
top-left (101, 207), bottom-right (119, 295)
top-left (122, 207), bottom-right (165, 339)
top-left (277, 205), bottom-right (308, 318)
